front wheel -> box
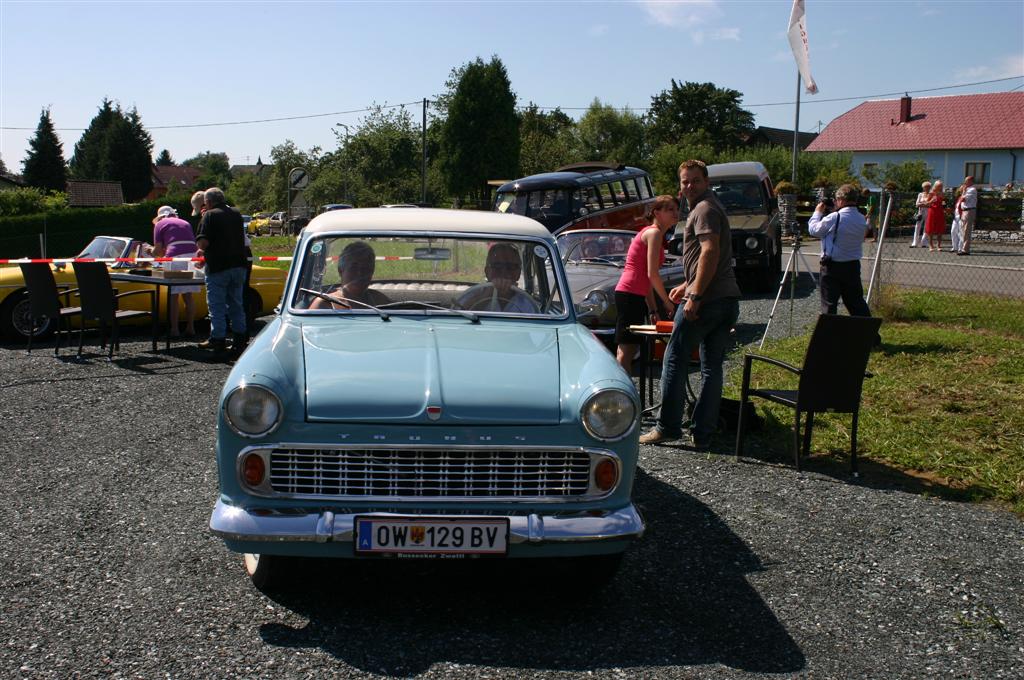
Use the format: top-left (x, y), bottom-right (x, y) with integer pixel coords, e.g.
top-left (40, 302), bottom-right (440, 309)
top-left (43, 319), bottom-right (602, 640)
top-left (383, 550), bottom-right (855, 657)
top-left (243, 553), bottom-right (293, 592)
top-left (0, 290), bottom-right (53, 341)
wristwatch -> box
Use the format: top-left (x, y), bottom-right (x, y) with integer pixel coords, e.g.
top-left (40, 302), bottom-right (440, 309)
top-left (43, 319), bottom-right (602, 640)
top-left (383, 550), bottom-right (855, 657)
top-left (688, 292), bottom-right (703, 302)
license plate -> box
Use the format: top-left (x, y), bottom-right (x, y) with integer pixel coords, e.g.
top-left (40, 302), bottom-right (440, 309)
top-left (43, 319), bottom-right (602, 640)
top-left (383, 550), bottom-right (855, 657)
top-left (354, 516), bottom-right (509, 556)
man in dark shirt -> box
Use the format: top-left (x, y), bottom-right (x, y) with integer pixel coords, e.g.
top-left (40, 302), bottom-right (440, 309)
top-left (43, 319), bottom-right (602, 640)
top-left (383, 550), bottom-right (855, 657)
top-left (640, 160), bottom-right (741, 450)
top-left (195, 187), bottom-right (248, 356)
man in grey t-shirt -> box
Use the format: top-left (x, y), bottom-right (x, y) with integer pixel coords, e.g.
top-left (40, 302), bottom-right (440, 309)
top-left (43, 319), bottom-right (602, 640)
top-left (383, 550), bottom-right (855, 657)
top-left (640, 160), bottom-right (741, 450)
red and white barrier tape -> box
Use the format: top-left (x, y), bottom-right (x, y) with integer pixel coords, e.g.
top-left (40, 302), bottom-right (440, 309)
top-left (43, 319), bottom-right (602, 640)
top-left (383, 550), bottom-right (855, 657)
top-left (0, 254), bottom-right (414, 264)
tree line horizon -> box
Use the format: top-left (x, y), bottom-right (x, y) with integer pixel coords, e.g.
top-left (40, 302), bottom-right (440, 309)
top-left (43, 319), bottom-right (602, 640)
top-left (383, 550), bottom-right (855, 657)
top-left (7, 55), bottom-right (931, 216)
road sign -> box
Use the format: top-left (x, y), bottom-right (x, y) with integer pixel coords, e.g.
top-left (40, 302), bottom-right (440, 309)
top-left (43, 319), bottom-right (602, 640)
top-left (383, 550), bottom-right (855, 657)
top-left (289, 167), bottom-right (310, 190)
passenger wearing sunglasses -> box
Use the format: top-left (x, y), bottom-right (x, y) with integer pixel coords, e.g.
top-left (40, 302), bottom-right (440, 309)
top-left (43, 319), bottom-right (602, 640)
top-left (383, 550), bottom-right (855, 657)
top-left (456, 243), bottom-right (539, 313)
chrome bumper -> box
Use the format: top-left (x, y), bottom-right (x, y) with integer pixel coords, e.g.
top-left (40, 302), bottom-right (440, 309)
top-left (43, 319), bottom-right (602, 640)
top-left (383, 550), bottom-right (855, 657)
top-left (210, 500), bottom-right (645, 545)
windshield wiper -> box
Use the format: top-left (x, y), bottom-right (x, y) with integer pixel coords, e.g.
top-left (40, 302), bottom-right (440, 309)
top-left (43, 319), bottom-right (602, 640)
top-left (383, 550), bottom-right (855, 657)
top-left (379, 300), bottom-right (480, 324)
top-left (299, 288), bottom-right (390, 321)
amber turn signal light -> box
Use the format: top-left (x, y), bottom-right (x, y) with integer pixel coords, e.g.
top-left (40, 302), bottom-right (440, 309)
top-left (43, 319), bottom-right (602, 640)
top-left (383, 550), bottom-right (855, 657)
top-left (242, 453), bottom-right (266, 486)
top-left (594, 459), bottom-right (618, 491)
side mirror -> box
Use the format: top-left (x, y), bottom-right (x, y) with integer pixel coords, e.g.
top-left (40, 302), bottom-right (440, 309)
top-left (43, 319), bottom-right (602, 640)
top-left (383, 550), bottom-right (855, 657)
top-left (667, 237), bottom-right (685, 256)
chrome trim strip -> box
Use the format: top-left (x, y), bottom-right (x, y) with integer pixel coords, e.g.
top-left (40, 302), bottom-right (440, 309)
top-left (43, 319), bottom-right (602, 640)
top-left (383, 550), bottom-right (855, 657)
top-left (235, 444), bottom-right (622, 503)
top-left (210, 501), bottom-right (645, 545)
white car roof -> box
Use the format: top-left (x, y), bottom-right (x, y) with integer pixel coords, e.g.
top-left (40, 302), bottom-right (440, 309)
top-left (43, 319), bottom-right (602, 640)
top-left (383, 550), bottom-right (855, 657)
top-left (303, 207), bottom-right (554, 240)
top-left (708, 161), bottom-right (769, 180)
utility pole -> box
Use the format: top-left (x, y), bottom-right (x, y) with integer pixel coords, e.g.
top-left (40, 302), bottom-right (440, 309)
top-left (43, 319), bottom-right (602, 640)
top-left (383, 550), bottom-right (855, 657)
top-left (421, 98), bottom-right (428, 205)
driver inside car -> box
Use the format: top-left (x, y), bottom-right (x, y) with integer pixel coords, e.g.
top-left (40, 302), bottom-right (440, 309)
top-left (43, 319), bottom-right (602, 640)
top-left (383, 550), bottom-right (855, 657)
top-left (310, 240), bottom-right (391, 309)
top-left (456, 243), bottom-right (539, 313)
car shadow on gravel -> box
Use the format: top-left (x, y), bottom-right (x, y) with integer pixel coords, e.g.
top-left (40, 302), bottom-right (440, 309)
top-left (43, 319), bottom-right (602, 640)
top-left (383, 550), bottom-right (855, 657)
top-left (256, 469), bottom-right (805, 675)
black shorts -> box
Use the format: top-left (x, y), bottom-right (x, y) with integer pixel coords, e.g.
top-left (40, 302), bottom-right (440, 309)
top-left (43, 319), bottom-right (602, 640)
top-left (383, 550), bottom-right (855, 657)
top-left (614, 291), bottom-right (650, 345)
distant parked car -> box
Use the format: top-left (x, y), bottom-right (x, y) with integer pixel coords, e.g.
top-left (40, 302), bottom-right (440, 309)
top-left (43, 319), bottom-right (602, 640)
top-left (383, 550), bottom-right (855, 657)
top-left (249, 212), bottom-right (273, 236)
top-left (209, 208), bottom-right (644, 593)
top-left (380, 203), bottom-right (419, 208)
top-left (317, 203), bottom-right (354, 214)
top-left (267, 212), bottom-right (287, 235)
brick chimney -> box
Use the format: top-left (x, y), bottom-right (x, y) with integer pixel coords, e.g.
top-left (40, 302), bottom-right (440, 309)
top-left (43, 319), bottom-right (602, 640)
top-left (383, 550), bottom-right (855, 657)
top-left (899, 95), bottom-right (912, 124)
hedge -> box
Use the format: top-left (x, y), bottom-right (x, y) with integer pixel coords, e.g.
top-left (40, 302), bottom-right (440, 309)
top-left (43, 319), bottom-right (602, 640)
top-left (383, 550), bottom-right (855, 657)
top-left (0, 199), bottom-right (194, 258)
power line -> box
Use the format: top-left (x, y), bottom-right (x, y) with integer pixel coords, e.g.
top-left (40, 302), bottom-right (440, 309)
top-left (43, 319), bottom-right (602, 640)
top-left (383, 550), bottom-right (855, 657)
top-left (1, 75), bottom-right (1020, 132)
top-left (0, 101), bottom-right (423, 132)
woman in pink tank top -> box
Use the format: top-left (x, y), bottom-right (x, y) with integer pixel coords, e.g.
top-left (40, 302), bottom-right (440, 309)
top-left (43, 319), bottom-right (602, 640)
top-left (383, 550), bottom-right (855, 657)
top-left (612, 195), bottom-right (678, 373)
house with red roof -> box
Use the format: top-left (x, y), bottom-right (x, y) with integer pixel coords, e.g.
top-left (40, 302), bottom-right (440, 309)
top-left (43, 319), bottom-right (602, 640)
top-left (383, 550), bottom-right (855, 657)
top-left (806, 92), bottom-right (1024, 188)
top-left (146, 164), bottom-right (202, 201)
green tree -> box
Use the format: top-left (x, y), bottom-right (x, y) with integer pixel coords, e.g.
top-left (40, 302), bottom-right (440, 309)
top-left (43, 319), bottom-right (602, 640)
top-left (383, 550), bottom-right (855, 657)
top-left (21, 107), bottom-right (67, 192)
top-left (113, 107), bottom-right (154, 201)
top-left (227, 171), bottom-right (267, 213)
top-left (155, 149), bottom-right (174, 166)
top-left (439, 56), bottom-right (519, 207)
top-left (183, 151), bottom-right (232, 189)
top-left (262, 141), bottom-right (322, 211)
top-left (68, 100), bottom-right (153, 201)
top-left (647, 137), bottom-right (717, 195)
top-left (864, 160), bottom-right (934, 192)
top-left (575, 99), bottom-right (647, 168)
top-left (518, 104), bottom-right (577, 176)
top-left (69, 98), bottom-right (116, 180)
top-left (0, 154), bottom-right (9, 175)
top-left (647, 80), bottom-right (755, 150)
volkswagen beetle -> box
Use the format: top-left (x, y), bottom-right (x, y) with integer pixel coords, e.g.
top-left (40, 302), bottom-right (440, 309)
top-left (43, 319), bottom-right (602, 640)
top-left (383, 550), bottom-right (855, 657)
top-left (209, 208), bottom-right (644, 591)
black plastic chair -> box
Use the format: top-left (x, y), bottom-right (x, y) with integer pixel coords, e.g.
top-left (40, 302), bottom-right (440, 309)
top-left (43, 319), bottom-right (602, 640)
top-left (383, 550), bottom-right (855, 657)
top-left (19, 263), bottom-right (83, 356)
top-left (71, 261), bottom-right (157, 358)
top-left (735, 314), bottom-right (882, 475)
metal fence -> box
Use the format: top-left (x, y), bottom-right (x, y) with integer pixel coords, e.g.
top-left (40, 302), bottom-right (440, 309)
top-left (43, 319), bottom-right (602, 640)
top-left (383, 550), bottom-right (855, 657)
top-left (861, 191), bottom-right (1023, 302)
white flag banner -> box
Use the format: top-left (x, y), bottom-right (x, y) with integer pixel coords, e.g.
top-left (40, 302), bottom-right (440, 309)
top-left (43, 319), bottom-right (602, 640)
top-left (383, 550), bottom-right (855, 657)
top-left (788, 0), bottom-right (819, 94)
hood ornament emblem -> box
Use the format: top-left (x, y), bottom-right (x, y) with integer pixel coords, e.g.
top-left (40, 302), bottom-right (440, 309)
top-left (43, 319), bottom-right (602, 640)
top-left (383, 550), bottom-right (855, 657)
top-left (426, 405), bottom-right (442, 421)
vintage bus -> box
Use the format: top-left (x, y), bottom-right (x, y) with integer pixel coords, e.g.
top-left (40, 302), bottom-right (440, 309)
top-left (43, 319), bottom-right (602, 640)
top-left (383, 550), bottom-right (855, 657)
top-left (492, 163), bottom-right (657, 235)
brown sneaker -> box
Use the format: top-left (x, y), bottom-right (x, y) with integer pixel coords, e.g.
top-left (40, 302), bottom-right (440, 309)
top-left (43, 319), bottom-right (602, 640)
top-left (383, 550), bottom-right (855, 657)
top-left (639, 429), bottom-right (677, 445)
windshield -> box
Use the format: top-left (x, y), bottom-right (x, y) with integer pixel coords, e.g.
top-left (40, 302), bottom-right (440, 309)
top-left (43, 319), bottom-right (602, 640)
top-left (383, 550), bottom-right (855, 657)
top-left (494, 189), bottom-right (571, 232)
top-left (292, 234), bottom-right (567, 318)
top-left (77, 237), bottom-right (128, 260)
top-left (556, 231), bottom-right (633, 266)
top-left (709, 180), bottom-right (766, 214)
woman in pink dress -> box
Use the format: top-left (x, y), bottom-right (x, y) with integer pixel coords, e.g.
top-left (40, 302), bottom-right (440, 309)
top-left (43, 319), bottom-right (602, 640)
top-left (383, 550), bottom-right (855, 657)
top-left (924, 180), bottom-right (946, 252)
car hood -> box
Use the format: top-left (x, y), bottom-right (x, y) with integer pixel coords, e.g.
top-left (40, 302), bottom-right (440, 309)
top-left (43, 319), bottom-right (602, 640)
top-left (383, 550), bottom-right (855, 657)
top-left (302, 319), bottom-right (561, 424)
top-left (727, 213), bottom-right (769, 231)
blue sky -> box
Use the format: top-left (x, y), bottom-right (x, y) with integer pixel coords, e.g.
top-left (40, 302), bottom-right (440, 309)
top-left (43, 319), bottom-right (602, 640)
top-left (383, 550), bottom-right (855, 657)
top-left (1, 0), bottom-right (1022, 171)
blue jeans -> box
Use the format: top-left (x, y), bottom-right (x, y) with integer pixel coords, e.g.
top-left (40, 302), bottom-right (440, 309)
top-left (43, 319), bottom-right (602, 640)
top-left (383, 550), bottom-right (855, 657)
top-left (205, 267), bottom-right (247, 340)
top-left (656, 296), bottom-right (740, 443)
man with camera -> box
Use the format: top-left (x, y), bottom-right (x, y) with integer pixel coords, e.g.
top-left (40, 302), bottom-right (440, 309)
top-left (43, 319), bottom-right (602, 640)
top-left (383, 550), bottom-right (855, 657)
top-left (808, 184), bottom-right (872, 318)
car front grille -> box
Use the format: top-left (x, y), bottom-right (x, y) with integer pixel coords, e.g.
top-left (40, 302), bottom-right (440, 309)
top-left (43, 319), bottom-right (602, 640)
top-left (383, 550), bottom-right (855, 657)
top-left (267, 448), bottom-right (593, 499)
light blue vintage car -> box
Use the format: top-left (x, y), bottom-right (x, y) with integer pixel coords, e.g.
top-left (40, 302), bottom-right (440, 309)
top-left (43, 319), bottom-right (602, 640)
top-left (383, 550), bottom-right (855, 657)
top-left (209, 208), bottom-right (644, 591)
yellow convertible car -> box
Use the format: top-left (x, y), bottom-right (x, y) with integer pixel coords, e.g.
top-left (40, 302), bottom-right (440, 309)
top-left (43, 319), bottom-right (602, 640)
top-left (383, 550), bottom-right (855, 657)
top-left (0, 235), bottom-right (288, 340)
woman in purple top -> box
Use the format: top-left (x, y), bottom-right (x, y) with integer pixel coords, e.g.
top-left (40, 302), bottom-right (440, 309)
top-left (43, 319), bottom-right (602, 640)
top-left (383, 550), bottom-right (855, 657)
top-left (152, 205), bottom-right (199, 337)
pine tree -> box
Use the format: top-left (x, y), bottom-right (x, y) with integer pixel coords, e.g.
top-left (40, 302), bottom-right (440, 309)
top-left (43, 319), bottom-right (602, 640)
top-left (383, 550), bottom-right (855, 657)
top-left (70, 98), bottom-right (116, 180)
top-left (68, 100), bottom-right (154, 201)
top-left (155, 149), bottom-right (174, 166)
top-left (22, 108), bottom-right (68, 192)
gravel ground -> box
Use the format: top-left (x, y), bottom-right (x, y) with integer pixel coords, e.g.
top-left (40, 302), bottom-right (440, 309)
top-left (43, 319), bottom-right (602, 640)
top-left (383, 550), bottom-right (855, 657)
top-left (1, 284), bottom-right (1021, 679)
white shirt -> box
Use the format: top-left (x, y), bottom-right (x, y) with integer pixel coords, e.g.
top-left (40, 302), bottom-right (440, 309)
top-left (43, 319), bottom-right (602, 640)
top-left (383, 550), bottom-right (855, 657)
top-left (961, 185), bottom-right (978, 210)
top-left (808, 206), bottom-right (867, 263)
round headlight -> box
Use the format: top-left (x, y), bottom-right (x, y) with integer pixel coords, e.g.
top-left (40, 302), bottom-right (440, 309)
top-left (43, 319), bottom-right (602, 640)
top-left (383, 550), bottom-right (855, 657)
top-left (224, 385), bottom-right (283, 438)
top-left (581, 389), bottom-right (636, 441)
top-left (744, 236), bottom-right (759, 251)
top-left (578, 290), bottom-right (610, 317)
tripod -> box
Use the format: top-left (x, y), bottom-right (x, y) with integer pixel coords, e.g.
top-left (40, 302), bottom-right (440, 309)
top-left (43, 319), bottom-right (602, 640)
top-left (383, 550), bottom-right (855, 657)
top-left (758, 235), bottom-right (818, 349)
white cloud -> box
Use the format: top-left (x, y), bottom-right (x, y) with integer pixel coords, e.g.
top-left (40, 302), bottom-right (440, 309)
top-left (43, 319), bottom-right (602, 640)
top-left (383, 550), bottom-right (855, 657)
top-left (954, 54), bottom-right (1024, 82)
top-left (710, 27), bottom-right (740, 41)
top-left (638, 0), bottom-right (720, 28)
top-left (589, 24), bottom-right (609, 37)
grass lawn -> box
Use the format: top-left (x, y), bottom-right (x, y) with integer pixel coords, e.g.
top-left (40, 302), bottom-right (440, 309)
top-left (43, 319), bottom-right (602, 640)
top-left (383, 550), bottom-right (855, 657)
top-left (726, 288), bottom-right (1024, 514)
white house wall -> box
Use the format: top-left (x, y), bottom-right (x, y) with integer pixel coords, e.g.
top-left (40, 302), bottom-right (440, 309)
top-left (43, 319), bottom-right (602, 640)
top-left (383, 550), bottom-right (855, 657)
top-left (851, 149), bottom-right (1024, 188)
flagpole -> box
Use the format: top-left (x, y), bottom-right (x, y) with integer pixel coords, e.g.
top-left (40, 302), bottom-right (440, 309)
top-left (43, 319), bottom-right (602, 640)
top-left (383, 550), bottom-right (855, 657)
top-left (792, 70), bottom-right (801, 183)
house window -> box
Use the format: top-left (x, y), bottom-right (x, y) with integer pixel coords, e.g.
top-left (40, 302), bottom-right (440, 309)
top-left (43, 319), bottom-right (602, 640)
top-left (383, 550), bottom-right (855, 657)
top-left (861, 162), bottom-right (878, 175)
top-left (964, 162), bottom-right (990, 185)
